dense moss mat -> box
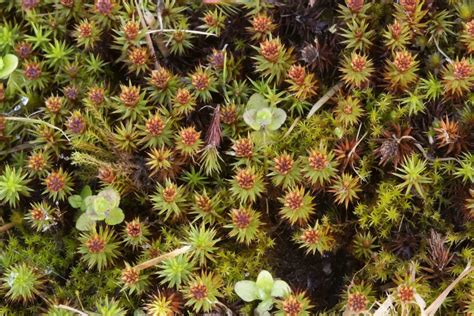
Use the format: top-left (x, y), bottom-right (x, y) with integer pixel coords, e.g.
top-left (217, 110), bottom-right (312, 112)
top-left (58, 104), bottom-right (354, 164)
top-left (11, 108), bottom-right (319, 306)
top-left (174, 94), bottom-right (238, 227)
top-left (0, 0), bottom-right (473, 315)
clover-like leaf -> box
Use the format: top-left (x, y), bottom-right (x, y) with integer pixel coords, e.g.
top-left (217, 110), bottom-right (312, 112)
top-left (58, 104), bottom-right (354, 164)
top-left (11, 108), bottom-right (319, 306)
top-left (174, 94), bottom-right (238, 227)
top-left (267, 108), bottom-right (287, 131)
top-left (76, 213), bottom-right (96, 231)
top-left (247, 93), bottom-right (268, 111)
top-left (270, 280), bottom-right (291, 298)
top-left (93, 196), bottom-right (110, 214)
top-left (80, 185), bottom-right (92, 199)
top-left (68, 195), bottom-right (83, 209)
top-left (98, 187), bottom-right (120, 209)
top-left (85, 197), bottom-right (106, 220)
top-left (243, 109), bottom-right (261, 130)
top-left (255, 299), bottom-right (273, 316)
top-left (255, 108), bottom-right (273, 127)
top-left (0, 54), bottom-right (19, 79)
top-left (105, 207), bottom-right (125, 225)
top-left (234, 280), bottom-right (258, 302)
top-left (256, 270), bottom-right (274, 294)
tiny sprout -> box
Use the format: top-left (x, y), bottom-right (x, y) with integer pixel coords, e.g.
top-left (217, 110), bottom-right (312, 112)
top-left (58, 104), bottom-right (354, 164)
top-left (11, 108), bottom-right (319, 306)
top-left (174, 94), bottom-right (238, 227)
top-left (234, 270), bottom-right (291, 315)
top-left (243, 93), bottom-right (287, 132)
top-left (72, 186), bottom-right (125, 231)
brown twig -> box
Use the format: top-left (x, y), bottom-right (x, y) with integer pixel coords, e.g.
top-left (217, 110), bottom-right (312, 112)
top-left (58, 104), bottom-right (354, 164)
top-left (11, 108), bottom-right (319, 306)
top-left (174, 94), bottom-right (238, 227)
top-left (307, 81), bottom-right (343, 119)
top-left (55, 305), bottom-right (88, 316)
top-left (0, 142), bottom-right (35, 156)
top-left (135, 0), bottom-right (160, 69)
top-left (0, 222), bottom-right (15, 233)
top-left (133, 245), bottom-right (191, 272)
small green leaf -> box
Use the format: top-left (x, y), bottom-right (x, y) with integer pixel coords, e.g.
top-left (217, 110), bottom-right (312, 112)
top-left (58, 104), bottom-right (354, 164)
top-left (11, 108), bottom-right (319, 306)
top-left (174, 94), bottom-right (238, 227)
top-left (93, 196), bottom-right (110, 214)
top-left (234, 280), bottom-right (258, 302)
top-left (84, 196), bottom-right (95, 210)
top-left (80, 185), bottom-right (92, 199)
top-left (87, 209), bottom-right (106, 221)
top-left (271, 280), bottom-right (291, 297)
top-left (255, 299), bottom-right (273, 315)
top-left (247, 93), bottom-right (268, 111)
top-left (256, 270), bottom-right (274, 293)
top-left (0, 54), bottom-right (19, 79)
top-left (267, 108), bottom-right (287, 131)
top-left (76, 213), bottom-right (95, 231)
top-left (255, 108), bottom-right (273, 126)
top-left (68, 195), bottom-right (83, 209)
top-left (98, 187), bottom-right (120, 209)
top-left (243, 109), bottom-right (261, 130)
top-left (105, 207), bottom-right (125, 225)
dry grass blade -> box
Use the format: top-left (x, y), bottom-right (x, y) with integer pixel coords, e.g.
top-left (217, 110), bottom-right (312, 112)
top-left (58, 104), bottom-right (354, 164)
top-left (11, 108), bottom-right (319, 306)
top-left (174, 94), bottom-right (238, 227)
top-left (307, 81), bottom-right (343, 118)
top-left (133, 245), bottom-right (191, 271)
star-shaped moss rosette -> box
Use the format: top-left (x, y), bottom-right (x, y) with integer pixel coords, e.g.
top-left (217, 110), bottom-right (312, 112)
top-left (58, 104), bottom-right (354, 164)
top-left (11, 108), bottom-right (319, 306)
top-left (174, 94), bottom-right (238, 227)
top-left (0, 54), bottom-right (18, 79)
top-left (243, 93), bottom-right (287, 132)
top-left (73, 187), bottom-right (125, 231)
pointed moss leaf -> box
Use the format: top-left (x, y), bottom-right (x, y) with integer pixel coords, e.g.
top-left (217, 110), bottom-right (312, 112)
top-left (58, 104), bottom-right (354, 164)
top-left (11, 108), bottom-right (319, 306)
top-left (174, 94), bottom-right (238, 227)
top-left (247, 93), bottom-right (268, 111)
top-left (105, 207), bottom-right (124, 225)
top-left (256, 299), bottom-right (273, 315)
top-left (243, 109), bottom-right (261, 130)
top-left (267, 108), bottom-right (287, 131)
top-left (0, 54), bottom-right (18, 79)
top-left (68, 195), bottom-right (83, 209)
top-left (76, 213), bottom-right (95, 231)
top-left (80, 185), bottom-right (92, 199)
top-left (271, 280), bottom-right (291, 297)
top-left (93, 196), bottom-right (110, 214)
top-left (256, 270), bottom-right (274, 294)
top-left (234, 280), bottom-right (258, 302)
top-left (98, 187), bottom-right (120, 209)
top-left (256, 108), bottom-right (273, 127)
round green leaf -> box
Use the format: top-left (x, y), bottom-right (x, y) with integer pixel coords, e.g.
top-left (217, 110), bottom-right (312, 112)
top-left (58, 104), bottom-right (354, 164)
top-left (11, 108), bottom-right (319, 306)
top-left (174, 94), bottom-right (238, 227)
top-left (234, 280), bottom-right (258, 302)
top-left (256, 270), bottom-right (274, 293)
top-left (256, 299), bottom-right (273, 315)
top-left (68, 195), bottom-right (83, 209)
top-left (80, 185), bottom-right (92, 199)
top-left (267, 108), bottom-right (287, 131)
top-left (243, 109), bottom-right (261, 130)
top-left (247, 93), bottom-right (268, 111)
top-left (87, 208), bottom-right (106, 221)
top-left (255, 108), bottom-right (273, 127)
top-left (271, 280), bottom-right (291, 297)
top-left (105, 207), bottom-right (125, 225)
top-left (76, 213), bottom-right (95, 231)
top-left (93, 196), bottom-right (110, 214)
top-left (98, 187), bottom-right (120, 209)
top-left (0, 54), bottom-right (18, 79)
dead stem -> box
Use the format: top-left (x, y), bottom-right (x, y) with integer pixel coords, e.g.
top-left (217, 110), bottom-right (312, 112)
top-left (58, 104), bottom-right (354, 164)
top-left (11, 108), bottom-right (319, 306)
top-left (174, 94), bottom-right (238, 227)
top-left (307, 82), bottom-right (343, 119)
top-left (135, 0), bottom-right (160, 70)
top-left (0, 222), bottom-right (15, 233)
top-left (133, 245), bottom-right (191, 272)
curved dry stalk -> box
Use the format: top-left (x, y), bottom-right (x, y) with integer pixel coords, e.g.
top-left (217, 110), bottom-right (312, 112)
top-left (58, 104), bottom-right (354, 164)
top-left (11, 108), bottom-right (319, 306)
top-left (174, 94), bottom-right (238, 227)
top-left (0, 222), bottom-right (15, 233)
top-left (147, 29), bottom-right (218, 37)
top-left (4, 116), bottom-right (70, 142)
top-left (133, 245), bottom-right (191, 272)
top-left (54, 305), bottom-right (88, 316)
top-left (282, 117), bottom-right (300, 139)
top-left (307, 82), bottom-right (343, 119)
top-left (424, 261), bottom-right (473, 316)
top-left (135, 0), bottom-right (160, 69)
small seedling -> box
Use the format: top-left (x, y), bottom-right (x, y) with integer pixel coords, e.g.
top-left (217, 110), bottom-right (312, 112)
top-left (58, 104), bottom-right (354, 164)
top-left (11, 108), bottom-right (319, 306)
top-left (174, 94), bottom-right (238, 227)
top-left (234, 270), bottom-right (291, 315)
